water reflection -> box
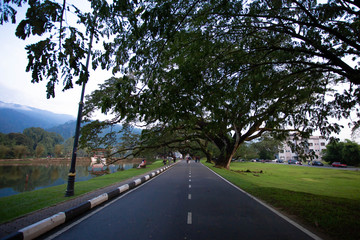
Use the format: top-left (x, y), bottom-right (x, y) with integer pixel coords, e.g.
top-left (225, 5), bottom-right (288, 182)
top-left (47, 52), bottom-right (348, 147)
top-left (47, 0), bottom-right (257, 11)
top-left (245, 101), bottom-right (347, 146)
top-left (0, 160), bottom-right (138, 198)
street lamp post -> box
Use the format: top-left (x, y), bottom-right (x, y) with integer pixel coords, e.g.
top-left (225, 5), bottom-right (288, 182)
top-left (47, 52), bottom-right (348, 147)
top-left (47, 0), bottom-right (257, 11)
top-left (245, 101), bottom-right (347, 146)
top-left (65, 20), bottom-right (95, 197)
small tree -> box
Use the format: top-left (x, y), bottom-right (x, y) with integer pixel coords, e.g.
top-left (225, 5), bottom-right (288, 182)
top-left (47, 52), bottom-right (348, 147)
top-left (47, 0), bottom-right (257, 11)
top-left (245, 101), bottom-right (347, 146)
top-left (235, 143), bottom-right (259, 160)
top-left (35, 144), bottom-right (45, 158)
top-left (54, 144), bottom-right (63, 158)
top-left (252, 134), bottom-right (281, 160)
top-left (0, 145), bottom-right (11, 159)
top-left (13, 145), bottom-right (28, 159)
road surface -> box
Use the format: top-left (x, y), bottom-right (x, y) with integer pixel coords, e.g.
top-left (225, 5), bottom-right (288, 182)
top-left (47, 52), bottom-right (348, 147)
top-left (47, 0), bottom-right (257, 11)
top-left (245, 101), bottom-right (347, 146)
top-left (44, 161), bottom-right (320, 240)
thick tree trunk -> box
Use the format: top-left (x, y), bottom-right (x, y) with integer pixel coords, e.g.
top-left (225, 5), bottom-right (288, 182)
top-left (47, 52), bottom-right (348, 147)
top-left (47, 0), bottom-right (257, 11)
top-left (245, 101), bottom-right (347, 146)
top-left (214, 151), bottom-right (234, 169)
top-left (211, 128), bottom-right (242, 169)
top-left (213, 140), bottom-right (240, 169)
top-left (205, 152), bottom-right (213, 163)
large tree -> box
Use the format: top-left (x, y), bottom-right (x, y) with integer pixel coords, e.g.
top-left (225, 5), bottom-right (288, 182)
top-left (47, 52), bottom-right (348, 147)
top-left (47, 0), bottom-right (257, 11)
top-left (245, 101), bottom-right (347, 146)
top-left (3, 1), bottom-right (359, 103)
top-left (242, 0), bottom-right (360, 84)
top-left (84, 14), bottom-right (332, 168)
top-left (3, 1), bottom-right (360, 168)
top-left (241, 0), bottom-right (360, 129)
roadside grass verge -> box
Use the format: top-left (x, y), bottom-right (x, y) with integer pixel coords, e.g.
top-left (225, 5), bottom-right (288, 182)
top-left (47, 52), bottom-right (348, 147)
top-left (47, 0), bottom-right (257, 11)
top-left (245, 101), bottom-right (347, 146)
top-left (0, 160), bottom-right (164, 224)
top-left (205, 162), bottom-right (360, 240)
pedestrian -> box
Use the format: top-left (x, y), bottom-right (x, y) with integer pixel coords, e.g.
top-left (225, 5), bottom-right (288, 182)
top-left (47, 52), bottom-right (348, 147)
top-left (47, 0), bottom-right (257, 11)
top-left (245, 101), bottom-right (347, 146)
top-left (163, 158), bottom-right (167, 165)
top-left (137, 159), bottom-right (146, 168)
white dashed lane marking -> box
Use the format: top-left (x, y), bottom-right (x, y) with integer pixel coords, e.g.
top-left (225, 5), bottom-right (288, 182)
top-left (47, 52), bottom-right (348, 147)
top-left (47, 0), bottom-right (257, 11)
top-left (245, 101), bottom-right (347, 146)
top-left (188, 167), bottom-right (192, 225)
top-left (187, 212), bottom-right (192, 224)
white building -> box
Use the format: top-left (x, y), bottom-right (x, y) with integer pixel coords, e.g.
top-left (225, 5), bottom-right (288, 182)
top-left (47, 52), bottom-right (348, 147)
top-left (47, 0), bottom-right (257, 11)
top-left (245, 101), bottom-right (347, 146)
top-left (278, 136), bottom-right (327, 162)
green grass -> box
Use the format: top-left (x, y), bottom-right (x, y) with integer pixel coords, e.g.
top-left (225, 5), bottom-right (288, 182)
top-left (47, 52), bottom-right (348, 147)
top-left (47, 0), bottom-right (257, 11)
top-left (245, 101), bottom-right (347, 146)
top-left (0, 160), bottom-right (164, 224)
top-left (205, 162), bottom-right (360, 240)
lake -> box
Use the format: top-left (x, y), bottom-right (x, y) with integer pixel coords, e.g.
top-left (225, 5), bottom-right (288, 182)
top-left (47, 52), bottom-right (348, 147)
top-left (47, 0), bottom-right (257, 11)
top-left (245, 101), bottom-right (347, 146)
top-left (0, 158), bottom-right (139, 198)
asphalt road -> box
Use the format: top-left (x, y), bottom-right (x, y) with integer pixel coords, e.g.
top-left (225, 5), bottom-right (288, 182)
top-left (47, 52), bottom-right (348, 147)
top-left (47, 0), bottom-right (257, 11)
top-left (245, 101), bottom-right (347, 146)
top-left (44, 161), bottom-right (320, 240)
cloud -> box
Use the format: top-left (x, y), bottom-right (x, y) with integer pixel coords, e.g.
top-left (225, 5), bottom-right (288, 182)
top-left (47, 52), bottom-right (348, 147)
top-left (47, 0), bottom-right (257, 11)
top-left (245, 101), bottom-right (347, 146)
top-left (0, 100), bottom-right (33, 111)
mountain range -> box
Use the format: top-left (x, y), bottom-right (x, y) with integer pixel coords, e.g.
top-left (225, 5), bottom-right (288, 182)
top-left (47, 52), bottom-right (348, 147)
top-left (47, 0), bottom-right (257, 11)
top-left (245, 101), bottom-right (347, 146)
top-left (0, 101), bottom-right (141, 140)
top-left (0, 101), bottom-right (75, 134)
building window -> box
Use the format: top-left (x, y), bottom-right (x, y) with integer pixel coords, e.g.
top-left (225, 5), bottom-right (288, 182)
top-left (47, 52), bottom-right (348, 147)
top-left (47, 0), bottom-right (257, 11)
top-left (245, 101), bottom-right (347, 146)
top-left (309, 143), bottom-right (313, 146)
top-left (321, 142), bottom-right (325, 146)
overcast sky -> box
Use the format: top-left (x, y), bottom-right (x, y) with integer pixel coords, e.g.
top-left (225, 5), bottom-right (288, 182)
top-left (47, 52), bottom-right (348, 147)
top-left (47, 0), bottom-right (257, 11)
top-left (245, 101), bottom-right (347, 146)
top-left (0, 2), bottom-right (358, 142)
top-left (0, 3), bottom-right (112, 118)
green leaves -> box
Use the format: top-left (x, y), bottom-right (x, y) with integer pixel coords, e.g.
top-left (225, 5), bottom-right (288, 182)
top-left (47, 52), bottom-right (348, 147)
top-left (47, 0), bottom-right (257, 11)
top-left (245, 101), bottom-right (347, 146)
top-left (0, 0), bottom-right (28, 25)
top-left (4, 0), bottom-right (360, 166)
top-left (323, 140), bottom-right (360, 166)
top-left (15, 0), bottom-right (62, 40)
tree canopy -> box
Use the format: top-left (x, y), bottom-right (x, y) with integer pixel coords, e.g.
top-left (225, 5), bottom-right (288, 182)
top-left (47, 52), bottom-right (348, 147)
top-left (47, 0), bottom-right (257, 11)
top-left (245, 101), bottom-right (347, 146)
top-left (0, 127), bottom-right (63, 158)
top-left (323, 139), bottom-right (360, 166)
top-left (2, 0), bottom-right (360, 168)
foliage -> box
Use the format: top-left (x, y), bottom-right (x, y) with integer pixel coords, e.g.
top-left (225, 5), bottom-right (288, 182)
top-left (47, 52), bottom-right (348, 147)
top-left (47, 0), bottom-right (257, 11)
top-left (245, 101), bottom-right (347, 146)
top-left (235, 143), bottom-right (259, 160)
top-left (242, 0), bottom-right (360, 133)
top-left (0, 132), bottom-right (32, 158)
top-left (23, 127), bottom-right (63, 156)
top-left (0, 0), bottom-right (27, 25)
top-left (1, 0), bottom-right (130, 98)
top-left (12, 145), bottom-right (28, 158)
top-left (54, 144), bottom-right (63, 157)
top-left (252, 134), bottom-right (282, 160)
top-left (34, 144), bottom-right (45, 158)
top-left (7, 133), bottom-right (33, 149)
top-left (62, 136), bottom-right (88, 158)
top-left (0, 127), bottom-right (63, 158)
top-left (234, 134), bottom-right (281, 160)
top-left (323, 139), bottom-right (360, 166)
top-left (84, 1), bottom-right (334, 168)
top-left (0, 145), bottom-right (11, 159)
top-left (3, 1), bottom-right (360, 168)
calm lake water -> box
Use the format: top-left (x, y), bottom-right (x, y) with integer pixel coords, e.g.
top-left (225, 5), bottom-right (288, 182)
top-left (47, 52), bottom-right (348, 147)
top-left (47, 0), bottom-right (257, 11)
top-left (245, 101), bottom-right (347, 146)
top-left (0, 159), bottom-right (138, 198)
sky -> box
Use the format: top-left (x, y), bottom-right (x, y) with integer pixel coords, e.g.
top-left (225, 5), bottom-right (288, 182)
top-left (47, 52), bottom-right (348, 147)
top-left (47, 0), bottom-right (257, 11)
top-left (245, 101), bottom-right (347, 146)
top-left (0, 2), bottom-right (358, 142)
top-left (0, 2), bottom-right (112, 118)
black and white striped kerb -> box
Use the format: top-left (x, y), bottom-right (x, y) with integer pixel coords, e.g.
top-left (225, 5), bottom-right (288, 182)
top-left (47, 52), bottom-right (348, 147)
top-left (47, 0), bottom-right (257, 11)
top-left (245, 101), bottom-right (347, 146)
top-left (2, 165), bottom-right (174, 240)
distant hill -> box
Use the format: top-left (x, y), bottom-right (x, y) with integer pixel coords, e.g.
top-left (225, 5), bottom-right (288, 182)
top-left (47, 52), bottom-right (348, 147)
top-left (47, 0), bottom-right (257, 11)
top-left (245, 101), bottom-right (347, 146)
top-left (0, 101), bottom-right (75, 134)
top-left (0, 101), bottom-right (142, 140)
top-left (46, 120), bottom-right (77, 140)
top-left (47, 120), bottom-right (142, 140)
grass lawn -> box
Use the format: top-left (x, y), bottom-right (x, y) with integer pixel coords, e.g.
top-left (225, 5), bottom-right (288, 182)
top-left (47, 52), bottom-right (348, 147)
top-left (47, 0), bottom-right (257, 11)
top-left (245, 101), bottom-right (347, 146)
top-left (0, 160), bottom-right (164, 224)
top-left (205, 162), bottom-right (360, 240)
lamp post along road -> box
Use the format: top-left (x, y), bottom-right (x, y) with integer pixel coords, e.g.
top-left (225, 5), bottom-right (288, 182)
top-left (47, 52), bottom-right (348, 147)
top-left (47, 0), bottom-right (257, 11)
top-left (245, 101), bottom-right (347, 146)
top-left (65, 18), bottom-right (96, 197)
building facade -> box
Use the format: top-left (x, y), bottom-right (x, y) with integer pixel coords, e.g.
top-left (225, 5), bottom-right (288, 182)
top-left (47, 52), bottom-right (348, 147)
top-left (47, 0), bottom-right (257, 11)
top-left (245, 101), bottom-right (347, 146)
top-left (278, 136), bottom-right (327, 162)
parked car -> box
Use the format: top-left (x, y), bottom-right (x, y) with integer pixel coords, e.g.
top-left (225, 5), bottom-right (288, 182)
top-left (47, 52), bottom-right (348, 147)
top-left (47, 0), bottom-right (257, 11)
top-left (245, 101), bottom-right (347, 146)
top-left (288, 160), bottom-right (302, 165)
top-left (331, 162), bottom-right (347, 168)
top-left (288, 160), bottom-right (297, 164)
top-left (276, 159), bottom-right (284, 163)
top-left (312, 161), bottom-right (324, 166)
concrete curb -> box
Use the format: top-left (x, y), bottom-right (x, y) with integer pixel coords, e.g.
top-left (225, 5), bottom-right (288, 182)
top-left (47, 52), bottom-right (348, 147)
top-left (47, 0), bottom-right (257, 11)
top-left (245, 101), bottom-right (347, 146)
top-left (1, 164), bottom-right (175, 240)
